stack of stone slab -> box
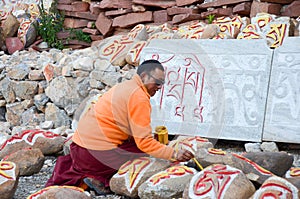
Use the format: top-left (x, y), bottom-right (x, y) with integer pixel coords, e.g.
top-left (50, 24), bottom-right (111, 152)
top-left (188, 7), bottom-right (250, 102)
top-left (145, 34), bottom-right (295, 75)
top-left (56, 0), bottom-right (300, 41)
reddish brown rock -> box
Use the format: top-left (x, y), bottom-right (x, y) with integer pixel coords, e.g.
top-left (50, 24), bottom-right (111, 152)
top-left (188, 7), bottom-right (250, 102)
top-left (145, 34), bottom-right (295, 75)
top-left (132, 0), bottom-right (176, 9)
top-left (167, 7), bottom-right (199, 15)
top-left (90, 35), bottom-right (104, 41)
top-left (95, 12), bottom-right (113, 36)
top-left (99, 0), bottom-right (133, 9)
top-left (64, 18), bottom-right (89, 28)
top-left (5, 37), bottom-right (24, 55)
top-left (201, 7), bottom-right (233, 18)
top-left (198, 0), bottom-right (250, 9)
top-left (176, 0), bottom-right (203, 7)
top-left (233, 2), bottom-right (252, 15)
top-left (82, 28), bottom-right (100, 35)
top-left (112, 11), bottom-right (153, 28)
top-left (57, 2), bottom-right (90, 12)
top-left (62, 40), bottom-right (91, 47)
top-left (89, 2), bottom-right (102, 14)
top-left (105, 9), bottom-right (132, 17)
top-left (260, 0), bottom-right (294, 4)
top-left (250, 1), bottom-right (282, 18)
top-left (57, 0), bottom-right (78, 4)
top-left (172, 13), bottom-right (201, 24)
top-left (153, 10), bottom-right (171, 23)
top-left (64, 11), bottom-right (98, 20)
top-left (3, 148), bottom-right (45, 176)
top-left (282, 0), bottom-right (300, 17)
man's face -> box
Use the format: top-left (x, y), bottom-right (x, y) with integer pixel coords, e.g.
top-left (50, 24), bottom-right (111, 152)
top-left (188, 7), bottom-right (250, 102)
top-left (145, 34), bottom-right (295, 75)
top-left (142, 68), bottom-right (165, 97)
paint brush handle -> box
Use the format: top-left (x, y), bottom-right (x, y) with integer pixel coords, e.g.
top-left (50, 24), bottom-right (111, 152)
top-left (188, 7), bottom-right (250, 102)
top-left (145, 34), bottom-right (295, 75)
top-left (192, 158), bottom-right (203, 171)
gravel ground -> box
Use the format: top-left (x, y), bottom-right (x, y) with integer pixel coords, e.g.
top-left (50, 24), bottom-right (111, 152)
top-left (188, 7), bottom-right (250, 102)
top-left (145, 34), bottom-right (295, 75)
top-left (13, 140), bottom-right (300, 199)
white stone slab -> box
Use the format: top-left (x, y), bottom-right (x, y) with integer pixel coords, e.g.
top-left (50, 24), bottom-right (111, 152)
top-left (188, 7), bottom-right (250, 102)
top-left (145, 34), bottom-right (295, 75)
top-left (141, 39), bottom-right (273, 142)
top-left (264, 37), bottom-right (300, 143)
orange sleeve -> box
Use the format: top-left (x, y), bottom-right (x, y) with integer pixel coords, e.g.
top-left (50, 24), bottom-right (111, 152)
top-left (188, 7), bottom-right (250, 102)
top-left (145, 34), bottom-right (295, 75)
top-left (128, 92), bottom-right (174, 160)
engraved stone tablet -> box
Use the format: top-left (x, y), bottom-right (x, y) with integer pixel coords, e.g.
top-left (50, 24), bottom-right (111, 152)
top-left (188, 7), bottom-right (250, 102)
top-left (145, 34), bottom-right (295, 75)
top-left (141, 39), bottom-right (273, 142)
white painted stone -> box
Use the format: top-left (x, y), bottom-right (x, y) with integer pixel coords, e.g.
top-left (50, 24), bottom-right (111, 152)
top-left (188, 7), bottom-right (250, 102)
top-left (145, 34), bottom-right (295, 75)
top-left (264, 37), bottom-right (300, 143)
top-left (141, 39), bottom-right (273, 142)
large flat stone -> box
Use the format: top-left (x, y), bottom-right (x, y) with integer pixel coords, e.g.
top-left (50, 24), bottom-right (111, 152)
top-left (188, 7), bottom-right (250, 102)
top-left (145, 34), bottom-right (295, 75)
top-left (112, 11), bottom-right (153, 28)
top-left (198, 0), bottom-right (250, 8)
top-left (264, 37), bottom-right (300, 143)
top-left (140, 39), bottom-right (273, 142)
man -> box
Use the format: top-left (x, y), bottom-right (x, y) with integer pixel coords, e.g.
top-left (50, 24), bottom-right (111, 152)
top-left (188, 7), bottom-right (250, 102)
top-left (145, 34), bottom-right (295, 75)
top-left (46, 60), bottom-right (194, 195)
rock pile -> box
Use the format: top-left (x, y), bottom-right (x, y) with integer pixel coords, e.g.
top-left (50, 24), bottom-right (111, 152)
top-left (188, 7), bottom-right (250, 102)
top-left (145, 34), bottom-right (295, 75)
top-left (1, 0), bottom-right (300, 53)
top-left (1, 132), bottom-right (299, 198)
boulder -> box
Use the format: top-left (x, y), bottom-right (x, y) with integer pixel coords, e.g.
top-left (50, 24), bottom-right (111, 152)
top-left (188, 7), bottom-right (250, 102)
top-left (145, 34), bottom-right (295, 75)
top-left (27, 185), bottom-right (91, 198)
top-left (0, 161), bottom-right (19, 199)
top-left (138, 165), bottom-right (197, 198)
top-left (110, 157), bottom-right (170, 198)
top-left (183, 164), bottom-right (255, 199)
top-left (3, 148), bottom-right (45, 176)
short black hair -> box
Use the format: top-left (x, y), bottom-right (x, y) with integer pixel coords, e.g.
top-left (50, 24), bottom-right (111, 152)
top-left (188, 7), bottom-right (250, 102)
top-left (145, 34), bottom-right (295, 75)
top-left (137, 59), bottom-right (164, 75)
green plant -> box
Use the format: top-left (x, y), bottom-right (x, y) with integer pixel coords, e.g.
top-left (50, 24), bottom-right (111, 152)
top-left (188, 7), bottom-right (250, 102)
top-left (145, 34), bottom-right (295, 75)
top-left (35, 0), bottom-right (64, 49)
top-left (206, 14), bottom-right (215, 24)
top-left (70, 29), bottom-right (92, 43)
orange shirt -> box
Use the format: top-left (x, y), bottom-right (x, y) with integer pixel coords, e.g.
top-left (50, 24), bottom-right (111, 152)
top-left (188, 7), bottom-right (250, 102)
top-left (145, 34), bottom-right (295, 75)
top-left (72, 74), bottom-right (174, 160)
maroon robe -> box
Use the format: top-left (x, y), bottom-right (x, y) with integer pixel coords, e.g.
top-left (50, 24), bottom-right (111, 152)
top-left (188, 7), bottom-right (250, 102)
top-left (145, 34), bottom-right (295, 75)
top-left (46, 139), bottom-right (146, 188)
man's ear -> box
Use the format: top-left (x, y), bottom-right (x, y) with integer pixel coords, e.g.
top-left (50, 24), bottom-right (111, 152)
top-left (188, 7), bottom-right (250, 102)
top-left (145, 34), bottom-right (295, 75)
top-left (140, 72), bottom-right (148, 83)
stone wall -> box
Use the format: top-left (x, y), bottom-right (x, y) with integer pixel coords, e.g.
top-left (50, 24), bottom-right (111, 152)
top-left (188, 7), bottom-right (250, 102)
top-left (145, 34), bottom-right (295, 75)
top-left (1, 0), bottom-right (299, 53)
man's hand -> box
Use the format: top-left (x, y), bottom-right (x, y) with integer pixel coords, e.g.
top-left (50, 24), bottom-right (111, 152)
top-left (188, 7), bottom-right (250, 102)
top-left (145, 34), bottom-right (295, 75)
top-left (173, 149), bottom-right (194, 162)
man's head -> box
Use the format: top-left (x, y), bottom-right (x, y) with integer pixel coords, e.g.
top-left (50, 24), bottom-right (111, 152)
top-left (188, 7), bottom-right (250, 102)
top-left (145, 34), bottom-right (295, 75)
top-left (137, 60), bottom-right (165, 97)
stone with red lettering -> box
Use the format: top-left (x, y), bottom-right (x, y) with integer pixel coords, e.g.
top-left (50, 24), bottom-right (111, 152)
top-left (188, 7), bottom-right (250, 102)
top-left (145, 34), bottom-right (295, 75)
top-left (286, 167), bottom-right (300, 178)
top-left (5, 37), bottom-right (24, 55)
top-left (281, 0), bottom-right (300, 17)
top-left (172, 13), bottom-right (201, 24)
top-left (99, 0), bottom-right (133, 9)
top-left (57, 2), bottom-right (89, 12)
top-left (233, 2), bottom-right (252, 15)
top-left (183, 164), bottom-right (255, 199)
top-left (112, 11), bottom-right (153, 28)
top-left (3, 148), bottom-right (45, 176)
top-left (243, 152), bottom-right (293, 177)
top-left (138, 165), bottom-right (197, 199)
top-left (110, 157), bottom-right (171, 198)
top-left (250, 1), bottom-right (282, 18)
top-left (0, 161), bottom-right (19, 199)
top-left (126, 41), bottom-right (148, 66)
top-left (132, 0), bottom-right (176, 9)
top-left (250, 176), bottom-right (299, 199)
top-left (167, 7), bottom-right (199, 15)
top-left (27, 186), bottom-right (91, 199)
top-left (153, 10), bottom-right (171, 23)
top-left (176, 0), bottom-right (203, 7)
top-left (286, 177), bottom-right (300, 190)
top-left (95, 12), bottom-right (113, 36)
top-left (169, 136), bottom-right (214, 152)
top-left (64, 18), bottom-right (89, 29)
top-left (195, 148), bottom-right (274, 185)
top-left (0, 129), bottom-right (65, 159)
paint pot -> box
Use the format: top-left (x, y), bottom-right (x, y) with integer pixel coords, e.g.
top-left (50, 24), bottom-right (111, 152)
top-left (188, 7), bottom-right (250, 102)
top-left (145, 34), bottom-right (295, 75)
top-left (154, 126), bottom-right (168, 145)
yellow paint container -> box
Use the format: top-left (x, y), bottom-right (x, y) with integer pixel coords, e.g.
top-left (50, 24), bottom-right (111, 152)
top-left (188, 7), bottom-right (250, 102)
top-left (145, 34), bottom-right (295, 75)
top-left (154, 126), bottom-right (168, 145)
